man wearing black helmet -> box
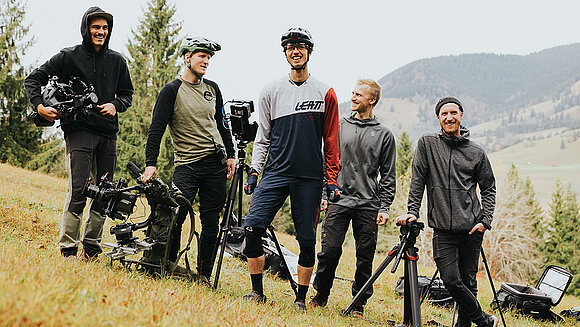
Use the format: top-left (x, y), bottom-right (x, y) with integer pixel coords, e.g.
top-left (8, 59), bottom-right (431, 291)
top-left (397, 97), bottom-right (498, 327)
top-left (142, 37), bottom-right (235, 285)
top-left (242, 27), bottom-right (340, 311)
top-left (25, 6), bottom-right (134, 261)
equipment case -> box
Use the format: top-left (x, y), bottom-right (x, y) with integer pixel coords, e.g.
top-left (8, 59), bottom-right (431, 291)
top-left (494, 265), bottom-right (573, 322)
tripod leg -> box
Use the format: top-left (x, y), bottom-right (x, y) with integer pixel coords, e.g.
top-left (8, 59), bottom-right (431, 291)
top-left (343, 245), bottom-right (399, 316)
top-left (267, 225), bottom-right (298, 297)
top-left (451, 301), bottom-right (457, 327)
top-left (481, 248), bottom-right (507, 327)
top-left (212, 164), bottom-right (242, 289)
top-left (404, 249), bottom-right (422, 327)
top-left (420, 268), bottom-right (439, 305)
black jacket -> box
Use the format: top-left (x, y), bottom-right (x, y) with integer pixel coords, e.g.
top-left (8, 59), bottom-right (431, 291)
top-left (407, 126), bottom-right (496, 232)
top-left (334, 114), bottom-right (396, 213)
top-left (25, 6), bottom-right (133, 139)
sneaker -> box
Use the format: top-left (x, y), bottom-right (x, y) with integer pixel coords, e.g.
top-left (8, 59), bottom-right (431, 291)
top-left (195, 274), bottom-right (211, 287)
top-left (293, 299), bottom-right (307, 312)
top-left (62, 254), bottom-right (78, 262)
top-left (60, 247), bottom-right (78, 257)
top-left (79, 248), bottom-right (100, 262)
top-left (308, 292), bottom-right (328, 308)
top-left (352, 301), bottom-right (364, 318)
top-left (488, 315), bottom-right (499, 327)
top-left (243, 290), bottom-right (267, 303)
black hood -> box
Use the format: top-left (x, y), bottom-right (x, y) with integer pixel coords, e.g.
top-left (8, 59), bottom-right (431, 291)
top-left (81, 6), bottom-right (113, 54)
top-left (439, 125), bottom-right (470, 144)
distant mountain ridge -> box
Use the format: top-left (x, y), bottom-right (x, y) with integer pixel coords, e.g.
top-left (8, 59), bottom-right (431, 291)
top-left (378, 43), bottom-right (580, 110)
top-left (349, 43), bottom-right (580, 152)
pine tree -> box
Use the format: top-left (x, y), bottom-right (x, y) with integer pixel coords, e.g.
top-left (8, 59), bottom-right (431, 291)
top-left (396, 130), bottom-right (413, 178)
top-left (117, 0), bottom-right (182, 181)
top-left (0, 0), bottom-right (43, 166)
top-left (564, 189), bottom-right (580, 296)
top-left (543, 180), bottom-right (580, 294)
top-left (523, 177), bottom-right (544, 240)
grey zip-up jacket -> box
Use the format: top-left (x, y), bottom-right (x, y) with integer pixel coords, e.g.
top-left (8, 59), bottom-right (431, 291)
top-left (334, 114), bottom-right (396, 213)
top-left (407, 126), bottom-right (496, 232)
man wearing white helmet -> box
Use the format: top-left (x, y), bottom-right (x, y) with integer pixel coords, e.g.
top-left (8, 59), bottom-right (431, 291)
top-left (142, 37), bottom-right (235, 285)
top-left (242, 27), bottom-right (340, 311)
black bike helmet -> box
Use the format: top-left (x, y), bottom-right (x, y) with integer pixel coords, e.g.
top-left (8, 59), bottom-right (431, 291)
top-left (281, 27), bottom-right (314, 49)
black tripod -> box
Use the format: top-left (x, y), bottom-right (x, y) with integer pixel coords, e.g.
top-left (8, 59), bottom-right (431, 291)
top-left (212, 141), bottom-right (250, 289)
top-left (344, 221), bottom-right (425, 327)
top-left (211, 141), bottom-right (297, 295)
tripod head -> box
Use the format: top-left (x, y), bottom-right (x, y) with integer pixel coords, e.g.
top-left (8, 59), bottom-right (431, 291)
top-left (391, 220), bottom-right (424, 274)
top-left (399, 220), bottom-right (424, 246)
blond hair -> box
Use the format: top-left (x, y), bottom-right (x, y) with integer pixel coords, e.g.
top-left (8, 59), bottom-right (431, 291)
top-left (356, 79), bottom-right (381, 105)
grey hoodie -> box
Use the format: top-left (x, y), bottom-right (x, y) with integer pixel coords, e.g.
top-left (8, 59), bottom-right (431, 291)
top-left (407, 126), bottom-right (496, 232)
top-left (334, 114), bottom-right (396, 213)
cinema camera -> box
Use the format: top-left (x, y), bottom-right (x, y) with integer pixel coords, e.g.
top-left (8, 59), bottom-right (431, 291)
top-left (228, 100), bottom-right (258, 142)
top-left (29, 76), bottom-right (98, 127)
top-left (82, 162), bottom-right (198, 277)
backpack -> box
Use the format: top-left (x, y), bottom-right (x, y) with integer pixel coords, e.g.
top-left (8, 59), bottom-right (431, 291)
top-left (395, 275), bottom-right (453, 306)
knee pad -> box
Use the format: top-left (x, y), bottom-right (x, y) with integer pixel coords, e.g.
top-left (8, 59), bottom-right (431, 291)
top-left (298, 245), bottom-right (316, 267)
top-left (244, 226), bottom-right (265, 258)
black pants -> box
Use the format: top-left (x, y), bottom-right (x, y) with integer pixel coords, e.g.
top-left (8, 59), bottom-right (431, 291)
top-left (60, 130), bottom-right (116, 256)
top-left (171, 152), bottom-right (226, 278)
top-left (313, 204), bottom-right (378, 304)
top-left (433, 230), bottom-right (491, 327)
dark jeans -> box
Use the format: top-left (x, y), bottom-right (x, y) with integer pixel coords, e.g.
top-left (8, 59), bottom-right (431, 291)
top-left (313, 204), bottom-right (378, 304)
top-left (433, 230), bottom-right (491, 327)
top-left (171, 152), bottom-right (226, 278)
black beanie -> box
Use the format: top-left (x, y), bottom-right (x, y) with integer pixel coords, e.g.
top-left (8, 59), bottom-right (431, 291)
top-left (435, 96), bottom-right (463, 115)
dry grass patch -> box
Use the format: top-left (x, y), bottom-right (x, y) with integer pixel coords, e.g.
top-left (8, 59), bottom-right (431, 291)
top-left (1, 163), bottom-right (579, 326)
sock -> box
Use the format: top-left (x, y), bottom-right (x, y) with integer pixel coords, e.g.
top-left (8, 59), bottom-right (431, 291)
top-left (296, 284), bottom-right (308, 302)
top-left (250, 273), bottom-right (263, 295)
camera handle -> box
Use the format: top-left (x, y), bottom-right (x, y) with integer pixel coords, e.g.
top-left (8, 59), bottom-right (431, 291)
top-left (343, 223), bottom-right (424, 327)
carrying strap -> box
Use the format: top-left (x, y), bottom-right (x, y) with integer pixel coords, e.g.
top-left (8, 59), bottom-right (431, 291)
top-left (169, 193), bottom-right (200, 279)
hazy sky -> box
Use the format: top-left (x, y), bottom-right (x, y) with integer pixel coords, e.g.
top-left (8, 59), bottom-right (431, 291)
top-left (22, 0), bottom-right (580, 105)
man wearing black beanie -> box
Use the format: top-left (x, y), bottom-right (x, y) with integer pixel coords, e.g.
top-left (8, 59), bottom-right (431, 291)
top-left (397, 96), bottom-right (498, 327)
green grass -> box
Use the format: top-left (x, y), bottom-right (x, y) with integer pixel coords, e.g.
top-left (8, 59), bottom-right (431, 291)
top-left (1, 163), bottom-right (579, 326)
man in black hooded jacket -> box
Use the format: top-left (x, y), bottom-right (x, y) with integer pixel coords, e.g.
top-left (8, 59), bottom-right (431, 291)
top-left (397, 97), bottom-right (498, 327)
top-left (25, 6), bottom-right (134, 260)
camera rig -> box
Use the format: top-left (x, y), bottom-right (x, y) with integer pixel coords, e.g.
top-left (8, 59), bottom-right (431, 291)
top-left (227, 100), bottom-right (258, 143)
top-left (30, 76), bottom-right (98, 127)
top-left (82, 162), bottom-right (198, 279)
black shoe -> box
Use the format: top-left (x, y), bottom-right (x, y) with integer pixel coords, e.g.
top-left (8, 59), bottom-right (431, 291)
top-left (79, 248), bottom-right (100, 262)
top-left (308, 292), bottom-right (328, 308)
top-left (195, 274), bottom-right (211, 287)
top-left (243, 290), bottom-right (267, 303)
top-left (477, 315), bottom-right (498, 327)
top-left (293, 299), bottom-right (307, 312)
top-left (60, 247), bottom-right (78, 257)
top-left (352, 301), bottom-right (364, 318)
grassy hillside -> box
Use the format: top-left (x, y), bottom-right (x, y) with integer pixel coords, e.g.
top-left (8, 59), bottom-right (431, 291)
top-left (1, 163), bottom-right (579, 326)
top-left (488, 128), bottom-right (580, 208)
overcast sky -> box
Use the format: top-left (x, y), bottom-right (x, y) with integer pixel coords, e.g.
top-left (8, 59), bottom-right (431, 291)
top-left (22, 0), bottom-right (580, 105)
